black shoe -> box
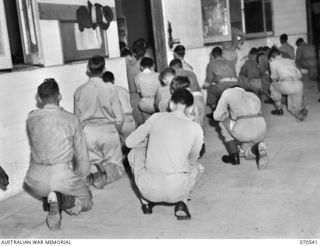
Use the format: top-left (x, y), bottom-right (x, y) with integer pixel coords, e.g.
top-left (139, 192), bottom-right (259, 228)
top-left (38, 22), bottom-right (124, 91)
top-left (222, 154), bottom-right (240, 165)
top-left (141, 202), bottom-right (154, 214)
top-left (46, 191), bottom-right (62, 231)
top-left (86, 164), bottom-right (107, 189)
top-left (174, 201), bottom-right (191, 220)
top-left (264, 98), bottom-right (273, 104)
top-left (271, 108), bottom-right (284, 115)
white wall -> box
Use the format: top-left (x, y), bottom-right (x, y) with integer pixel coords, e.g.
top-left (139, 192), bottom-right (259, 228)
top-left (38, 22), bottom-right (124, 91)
top-left (0, 58), bottom-right (127, 201)
top-left (162, 0), bottom-right (308, 85)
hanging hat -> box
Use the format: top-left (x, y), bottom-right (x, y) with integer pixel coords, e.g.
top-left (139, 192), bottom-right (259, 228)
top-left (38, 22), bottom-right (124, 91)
top-left (94, 4), bottom-right (113, 30)
top-left (76, 2), bottom-right (92, 32)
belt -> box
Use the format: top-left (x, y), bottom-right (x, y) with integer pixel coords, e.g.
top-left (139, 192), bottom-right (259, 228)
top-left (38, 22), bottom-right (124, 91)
top-left (237, 113), bottom-right (263, 120)
top-left (219, 77), bottom-right (238, 83)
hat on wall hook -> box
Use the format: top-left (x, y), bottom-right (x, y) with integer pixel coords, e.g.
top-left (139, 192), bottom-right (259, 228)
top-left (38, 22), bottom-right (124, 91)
top-left (168, 21), bottom-right (181, 49)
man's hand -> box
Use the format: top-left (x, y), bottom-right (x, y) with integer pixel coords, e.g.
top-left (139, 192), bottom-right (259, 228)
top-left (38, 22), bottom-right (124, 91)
top-left (202, 82), bottom-right (212, 89)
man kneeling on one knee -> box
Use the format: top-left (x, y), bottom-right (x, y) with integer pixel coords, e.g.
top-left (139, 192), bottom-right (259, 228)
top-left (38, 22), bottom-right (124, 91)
top-left (24, 79), bottom-right (93, 231)
top-left (214, 87), bottom-right (268, 169)
top-left (125, 89), bottom-right (205, 220)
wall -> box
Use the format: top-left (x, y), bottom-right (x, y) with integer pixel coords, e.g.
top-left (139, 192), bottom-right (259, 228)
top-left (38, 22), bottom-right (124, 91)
top-left (36, 0), bottom-right (120, 66)
top-left (162, 0), bottom-right (308, 86)
top-left (0, 58), bottom-right (128, 201)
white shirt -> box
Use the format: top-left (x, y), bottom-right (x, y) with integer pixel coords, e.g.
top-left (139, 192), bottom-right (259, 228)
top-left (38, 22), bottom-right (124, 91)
top-left (126, 111), bottom-right (204, 174)
top-left (270, 56), bottom-right (302, 81)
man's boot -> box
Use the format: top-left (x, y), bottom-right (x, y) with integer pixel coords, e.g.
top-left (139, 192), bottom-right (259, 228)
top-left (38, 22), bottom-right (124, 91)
top-left (46, 191), bottom-right (62, 231)
top-left (251, 143), bottom-right (268, 169)
top-left (295, 106), bottom-right (309, 122)
top-left (222, 140), bottom-right (240, 165)
top-left (174, 201), bottom-right (191, 220)
top-left (271, 108), bottom-right (284, 115)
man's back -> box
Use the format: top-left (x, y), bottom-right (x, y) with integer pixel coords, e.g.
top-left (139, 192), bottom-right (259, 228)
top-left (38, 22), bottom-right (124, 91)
top-left (205, 57), bottom-right (237, 84)
top-left (240, 59), bottom-right (260, 79)
top-left (145, 112), bottom-right (203, 174)
top-left (279, 43), bottom-right (295, 60)
top-left (74, 77), bottom-right (124, 128)
top-left (27, 105), bottom-right (87, 169)
top-left (296, 42), bottom-right (317, 67)
top-left (175, 68), bottom-right (201, 92)
top-left (135, 72), bottom-right (160, 97)
top-left (270, 56), bottom-right (301, 81)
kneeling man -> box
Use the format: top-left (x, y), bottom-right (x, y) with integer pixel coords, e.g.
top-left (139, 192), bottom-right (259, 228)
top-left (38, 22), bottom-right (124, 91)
top-left (24, 79), bottom-right (92, 231)
top-left (125, 89), bottom-right (205, 220)
top-left (214, 87), bottom-right (268, 169)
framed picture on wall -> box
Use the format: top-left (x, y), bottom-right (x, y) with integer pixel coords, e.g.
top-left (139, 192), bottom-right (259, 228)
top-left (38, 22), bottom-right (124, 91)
top-left (201, 0), bottom-right (232, 44)
top-left (117, 17), bottom-right (128, 45)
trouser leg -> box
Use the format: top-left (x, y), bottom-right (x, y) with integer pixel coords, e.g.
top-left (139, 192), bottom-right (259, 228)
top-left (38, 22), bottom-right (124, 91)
top-left (270, 82), bottom-right (283, 109)
top-left (219, 120), bottom-right (240, 164)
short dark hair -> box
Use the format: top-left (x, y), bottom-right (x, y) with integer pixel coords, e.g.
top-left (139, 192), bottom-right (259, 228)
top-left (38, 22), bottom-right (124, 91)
top-left (249, 48), bottom-right (258, 56)
top-left (121, 48), bottom-right (132, 57)
top-left (131, 44), bottom-right (146, 59)
top-left (280, 34), bottom-right (288, 42)
top-left (268, 47), bottom-right (280, 59)
top-left (160, 67), bottom-right (176, 82)
top-left (102, 71), bottom-right (115, 83)
top-left (169, 58), bottom-right (183, 68)
top-left (174, 45), bottom-right (186, 58)
top-left (211, 47), bottom-right (222, 57)
top-left (170, 76), bottom-right (190, 94)
top-left (37, 78), bottom-right (60, 101)
top-left (296, 38), bottom-right (304, 46)
top-left (140, 57), bottom-right (154, 68)
top-left (171, 88), bottom-right (194, 107)
top-left (88, 55), bottom-right (105, 75)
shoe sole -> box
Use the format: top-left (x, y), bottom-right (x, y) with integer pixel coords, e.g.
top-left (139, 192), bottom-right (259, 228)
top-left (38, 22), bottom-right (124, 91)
top-left (46, 202), bottom-right (61, 231)
top-left (258, 144), bottom-right (268, 169)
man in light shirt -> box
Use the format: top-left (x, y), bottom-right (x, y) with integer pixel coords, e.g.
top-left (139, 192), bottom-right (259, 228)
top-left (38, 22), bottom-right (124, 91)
top-left (134, 57), bottom-right (161, 121)
top-left (204, 47), bottom-right (238, 118)
top-left (74, 56), bottom-right (125, 190)
top-left (279, 34), bottom-right (295, 60)
top-left (25, 79), bottom-right (92, 231)
top-left (268, 47), bottom-right (308, 121)
top-left (214, 87), bottom-right (268, 168)
top-left (173, 44), bottom-right (194, 71)
top-left (102, 71), bottom-right (137, 141)
top-left (126, 89), bottom-right (205, 220)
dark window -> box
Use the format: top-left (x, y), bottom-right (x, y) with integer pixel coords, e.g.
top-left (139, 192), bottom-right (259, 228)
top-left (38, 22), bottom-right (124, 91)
top-left (243, 0), bottom-right (273, 35)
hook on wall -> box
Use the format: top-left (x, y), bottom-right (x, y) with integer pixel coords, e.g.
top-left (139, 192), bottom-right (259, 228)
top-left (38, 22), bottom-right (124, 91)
top-left (168, 21), bottom-right (180, 49)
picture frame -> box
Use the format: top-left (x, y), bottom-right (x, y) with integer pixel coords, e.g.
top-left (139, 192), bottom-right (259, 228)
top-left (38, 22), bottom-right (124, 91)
top-left (201, 0), bottom-right (232, 44)
top-left (117, 16), bottom-right (128, 45)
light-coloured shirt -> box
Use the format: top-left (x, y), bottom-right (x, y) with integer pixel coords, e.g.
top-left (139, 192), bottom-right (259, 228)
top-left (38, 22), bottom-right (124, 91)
top-left (116, 85), bottom-right (133, 115)
top-left (270, 56), bottom-right (302, 81)
top-left (74, 77), bottom-right (124, 130)
top-left (214, 87), bottom-right (262, 122)
top-left (182, 59), bottom-right (194, 71)
top-left (134, 70), bottom-right (161, 98)
top-left (279, 42), bottom-right (295, 60)
top-left (126, 58), bottom-right (141, 94)
top-left (27, 104), bottom-right (90, 177)
top-left (205, 57), bottom-right (237, 84)
top-left (155, 86), bottom-right (171, 112)
top-left (175, 68), bottom-right (201, 92)
top-left (126, 111), bottom-right (204, 174)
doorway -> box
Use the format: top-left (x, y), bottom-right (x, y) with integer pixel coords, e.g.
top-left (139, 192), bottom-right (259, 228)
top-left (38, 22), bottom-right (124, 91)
top-left (115, 0), bottom-right (167, 71)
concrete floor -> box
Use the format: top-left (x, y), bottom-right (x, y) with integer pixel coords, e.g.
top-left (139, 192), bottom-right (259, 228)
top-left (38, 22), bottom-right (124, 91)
top-left (1, 77), bottom-right (320, 239)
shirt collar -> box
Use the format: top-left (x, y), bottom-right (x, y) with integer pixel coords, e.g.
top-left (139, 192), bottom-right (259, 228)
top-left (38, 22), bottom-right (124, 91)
top-left (142, 68), bottom-right (153, 73)
top-left (43, 104), bottom-right (62, 111)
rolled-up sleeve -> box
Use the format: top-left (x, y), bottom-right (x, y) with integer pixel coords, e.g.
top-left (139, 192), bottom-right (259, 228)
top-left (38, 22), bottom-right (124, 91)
top-left (73, 118), bottom-right (90, 177)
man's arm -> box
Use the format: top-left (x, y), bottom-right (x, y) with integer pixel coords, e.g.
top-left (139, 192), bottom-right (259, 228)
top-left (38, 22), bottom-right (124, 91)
top-left (295, 47), bottom-right (303, 68)
top-left (189, 125), bottom-right (204, 162)
top-left (73, 118), bottom-right (90, 177)
top-left (111, 89), bottom-right (124, 132)
top-left (213, 89), bottom-right (230, 121)
top-left (269, 60), bottom-right (279, 82)
top-left (74, 91), bottom-right (81, 117)
top-left (125, 114), bottom-right (157, 148)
